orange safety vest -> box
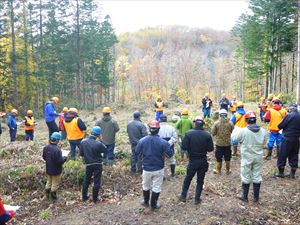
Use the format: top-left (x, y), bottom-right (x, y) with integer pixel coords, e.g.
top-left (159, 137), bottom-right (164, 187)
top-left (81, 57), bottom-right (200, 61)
top-left (234, 113), bottom-right (247, 128)
top-left (63, 117), bottom-right (85, 140)
top-left (230, 101), bottom-right (237, 112)
top-left (155, 101), bottom-right (164, 112)
top-left (268, 108), bottom-right (287, 131)
top-left (24, 116), bottom-right (35, 130)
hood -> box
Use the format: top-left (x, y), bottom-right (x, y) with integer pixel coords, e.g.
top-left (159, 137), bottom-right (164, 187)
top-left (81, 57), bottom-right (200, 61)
top-left (273, 104), bottom-right (282, 111)
top-left (45, 101), bottom-right (53, 106)
top-left (102, 115), bottom-right (112, 122)
top-left (236, 108), bottom-right (246, 115)
top-left (247, 124), bottom-right (261, 133)
top-left (64, 112), bottom-right (77, 122)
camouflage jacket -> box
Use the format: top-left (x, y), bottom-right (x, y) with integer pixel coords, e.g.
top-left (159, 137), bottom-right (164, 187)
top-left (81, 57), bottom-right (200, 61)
top-left (211, 117), bottom-right (234, 147)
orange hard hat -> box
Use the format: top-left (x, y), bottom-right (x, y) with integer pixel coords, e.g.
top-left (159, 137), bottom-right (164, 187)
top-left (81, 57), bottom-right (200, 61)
top-left (51, 96), bottom-right (59, 104)
top-left (237, 101), bottom-right (244, 107)
top-left (27, 110), bottom-right (33, 115)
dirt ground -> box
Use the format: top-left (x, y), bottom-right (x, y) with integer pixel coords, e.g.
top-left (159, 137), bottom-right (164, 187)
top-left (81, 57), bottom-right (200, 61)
top-left (1, 104), bottom-right (300, 225)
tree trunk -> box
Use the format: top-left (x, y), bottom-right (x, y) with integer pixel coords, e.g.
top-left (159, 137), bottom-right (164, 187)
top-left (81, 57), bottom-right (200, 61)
top-left (297, 0), bottom-right (300, 104)
top-left (9, 0), bottom-right (17, 103)
top-left (76, 0), bottom-right (81, 106)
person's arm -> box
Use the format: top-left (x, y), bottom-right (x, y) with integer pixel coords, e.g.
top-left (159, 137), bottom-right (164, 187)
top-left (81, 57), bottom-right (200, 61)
top-left (77, 118), bottom-right (87, 131)
top-left (169, 127), bottom-right (178, 146)
top-left (211, 122), bottom-right (217, 136)
top-left (164, 141), bottom-right (173, 158)
top-left (114, 121), bottom-right (120, 132)
top-left (263, 110), bottom-right (271, 122)
top-left (181, 133), bottom-right (190, 152)
top-left (230, 114), bottom-right (236, 125)
top-left (207, 135), bottom-right (214, 152)
top-left (231, 128), bottom-right (243, 144)
top-left (46, 104), bottom-right (60, 117)
top-left (79, 142), bottom-right (84, 157)
top-left (55, 149), bottom-right (66, 165)
top-left (100, 142), bottom-right (107, 154)
top-left (141, 124), bottom-right (148, 137)
top-left (278, 114), bottom-right (290, 130)
top-left (135, 140), bottom-right (142, 156)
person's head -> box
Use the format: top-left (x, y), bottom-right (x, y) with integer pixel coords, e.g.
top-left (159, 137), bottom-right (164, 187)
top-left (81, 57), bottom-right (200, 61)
top-left (222, 93), bottom-right (226, 99)
top-left (268, 93), bottom-right (274, 101)
top-left (133, 111), bottom-right (141, 119)
top-left (277, 94), bottom-right (281, 99)
top-left (233, 95), bottom-right (236, 100)
top-left (272, 97), bottom-right (280, 105)
top-left (157, 95), bottom-right (162, 101)
top-left (27, 110), bottom-right (33, 116)
top-left (50, 132), bottom-right (61, 144)
top-left (159, 114), bottom-right (167, 123)
top-left (260, 97), bottom-right (265, 101)
top-left (181, 108), bottom-right (189, 116)
top-left (193, 116), bottom-right (204, 129)
top-left (237, 101), bottom-right (244, 109)
top-left (11, 108), bottom-right (18, 116)
top-left (288, 103), bottom-right (298, 113)
top-left (245, 111), bottom-right (256, 124)
top-left (102, 106), bottom-right (111, 115)
top-left (205, 93), bottom-right (209, 98)
top-left (219, 109), bottom-right (228, 118)
top-left (51, 96), bottom-right (59, 104)
top-left (62, 107), bottom-right (68, 113)
top-left (69, 107), bottom-right (78, 116)
top-left (149, 120), bottom-right (160, 135)
top-left (91, 126), bottom-right (102, 137)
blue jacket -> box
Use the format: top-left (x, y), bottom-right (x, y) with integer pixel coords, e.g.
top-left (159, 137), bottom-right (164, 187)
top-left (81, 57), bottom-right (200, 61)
top-left (231, 107), bottom-right (246, 124)
top-left (136, 134), bottom-right (173, 172)
top-left (7, 113), bottom-right (17, 130)
top-left (45, 101), bottom-right (59, 122)
top-left (219, 98), bottom-right (230, 110)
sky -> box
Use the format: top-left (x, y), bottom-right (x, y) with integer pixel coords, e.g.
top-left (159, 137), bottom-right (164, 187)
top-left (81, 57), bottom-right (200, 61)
top-left (100, 0), bottom-right (249, 35)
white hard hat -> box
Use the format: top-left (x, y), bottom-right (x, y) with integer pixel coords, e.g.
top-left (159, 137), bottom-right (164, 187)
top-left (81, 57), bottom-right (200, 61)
top-left (219, 109), bottom-right (228, 116)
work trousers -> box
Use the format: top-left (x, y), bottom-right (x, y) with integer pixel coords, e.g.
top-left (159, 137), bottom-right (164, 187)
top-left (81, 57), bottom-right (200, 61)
top-left (215, 145), bottom-right (231, 162)
top-left (82, 164), bottom-right (102, 201)
top-left (46, 174), bottom-right (61, 192)
top-left (46, 121), bottom-right (59, 140)
top-left (277, 138), bottom-right (299, 169)
top-left (142, 169), bottom-right (164, 193)
top-left (131, 145), bottom-right (142, 173)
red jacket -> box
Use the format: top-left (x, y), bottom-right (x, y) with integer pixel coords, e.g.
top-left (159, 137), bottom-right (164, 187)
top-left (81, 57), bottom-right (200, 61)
top-left (59, 114), bottom-right (65, 131)
top-left (0, 199), bottom-right (14, 224)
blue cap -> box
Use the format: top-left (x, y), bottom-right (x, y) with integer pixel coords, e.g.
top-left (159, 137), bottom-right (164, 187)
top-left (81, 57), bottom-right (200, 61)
top-left (133, 111), bottom-right (141, 119)
top-left (50, 132), bottom-right (61, 140)
top-left (91, 126), bottom-right (102, 136)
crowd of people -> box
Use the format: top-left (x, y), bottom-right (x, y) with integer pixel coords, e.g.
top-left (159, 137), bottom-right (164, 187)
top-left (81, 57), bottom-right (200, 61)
top-left (0, 92), bottom-right (299, 224)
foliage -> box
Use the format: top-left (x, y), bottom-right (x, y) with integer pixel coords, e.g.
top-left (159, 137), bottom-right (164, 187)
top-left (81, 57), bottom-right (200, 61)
top-left (175, 166), bottom-right (186, 175)
top-left (62, 159), bottom-right (85, 186)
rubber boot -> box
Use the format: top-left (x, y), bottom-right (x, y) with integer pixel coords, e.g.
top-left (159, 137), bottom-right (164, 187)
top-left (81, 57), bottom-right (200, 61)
top-left (289, 168), bottom-right (297, 179)
top-left (150, 192), bottom-right (161, 210)
top-left (45, 189), bottom-right (51, 200)
top-left (170, 165), bottom-right (175, 177)
top-left (213, 162), bottom-right (222, 174)
top-left (275, 167), bottom-right (285, 178)
top-left (50, 191), bottom-right (58, 202)
top-left (253, 183), bottom-right (261, 202)
top-left (225, 161), bottom-right (231, 175)
top-left (239, 183), bottom-right (250, 202)
top-left (232, 145), bottom-right (238, 157)
top-left (141, 190), bottom-right (150, 207)
top-left (264, 148), bottom-right (272, 160)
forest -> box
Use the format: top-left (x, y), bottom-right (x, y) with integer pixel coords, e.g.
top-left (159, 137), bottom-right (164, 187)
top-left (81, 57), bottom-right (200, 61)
top-left (0, 0), bottom-right (299, 115)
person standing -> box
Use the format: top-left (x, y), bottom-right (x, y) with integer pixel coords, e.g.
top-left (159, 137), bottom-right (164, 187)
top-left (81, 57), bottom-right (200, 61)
top-left (42, 132), bottom-right (66, 201)
top-left (231, 112), bottom-right (267, 203)
top-left (45, 97), bottom-right (60, 139)
top-left (263, 97), bottom-right (287, 159)
top-left (276, 104), bottom-right (300, 179)
top-left (176, 108), bottom-right (193, 160)
top-left (7, 109), bottom-right (18, 142)
top-left (179, 117), bottom-right (214, 205)
top-left (202, 93), bottom-right (213, 119)
top-left (127, 111), bottom-right (148, 174)
top-left (95, 107), bottom-right (120, 166)
top-left (229, 96), bottom-right (238, 114)
top-left (59, 107), bottom-right (68, 140)
top-left (23, 110), bottom-right (37, 141)
top-left (230, 101), bottom-right (247, 157)
top-left (158, 114), bottom-right (178, 177)
top-left (219, 93), bottom-right (230, 111)
top-left (154, 96), bottom-right (166, 121)
top-left (80, 126), bottom-right (107, 203)
top-left (136, 121), bottom-right (173, 210)
top-left (258, 97), bottom-right (267, 121)
top-left (211, 109), bottom-right (234, 175)
top-left (63, 108), bottom-right (86, 160)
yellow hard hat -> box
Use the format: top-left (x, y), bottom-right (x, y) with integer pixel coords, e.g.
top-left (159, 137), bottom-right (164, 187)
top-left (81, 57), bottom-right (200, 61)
top-left (233, 95), bottom-right (236, 99)
top-left (102, 107), bottom-right (111, 113)
top-left (51, 96), bottom-right (59, 104)
top-left (272, 97), bottom-right (280, 103)
top-left (69, 107), bottom-right (78, 114)
top-left (181, 108), bottom-right (189, 115)
top-left (157, 95), bottom-right (162, 100)
top-left (222, 93), bottom-right (226, 98)
top-left (237, 101), bottom-right (244, 107)
top-left (260, 97), bottom-right (265, 101)
top-left (27, 110), bottom-right (33, 115)
top-left (277, 94), bottom-right (281, 99)
top-left (62, 107), bottom-right (68, 112)
top-left (268, 94), bottom-right (274, 100)
top-left (205, 93), bottom-right (209, 97)
top-left (11, 109), bottom-right (18, 114)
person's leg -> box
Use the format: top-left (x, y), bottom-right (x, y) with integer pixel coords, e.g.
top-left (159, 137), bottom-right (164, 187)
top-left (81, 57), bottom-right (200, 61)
top-left (93, 164), bottom-right (102, 202)
top-left (30, 130), bottom-right (34, 141)
top-left (69, 141), bottom-right (76, 159)
top-left (252, 157), bottom-right (263, 202)
top-left (130, 145), bottom-right (137, 173)
top-left (180, 162), bottom-right (197, 201)
top-left (276, 138), bottom-right (288, 177)
top-left (195, 161), bottom-right (208, 204)
top-left (214, 145), bottom-right (222, 174)
top-left (142, 170), bottom-right (152, 207)
top-left (25, 130), bottom-right (30, 141)
top-left (47, 121), bottom-right (59, 140)
top-left (207, 108), bottom-right (211, 118)
top-left (106, 144), bottom-right (116, 165)
top-left (265, 132), bottom-right (276, 159)
top-left (240, 156), bottom-right (251, 201)
top-left (82, 166), bottom-right (93, 201)
top-left (9, 129), bottom-right (16, 142)
top-left (50, 175), bottom-right (61, 201)
top-left (224, 146), bottom-right (232, 174)
top-left (288, 139), bottom-right (299, 178)
top-left (45, 175), bottom-right (52, 199)
top-left (151, 169), bottom-right (164, 209)
top-left (169, 153), bottom-right (176, 177)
